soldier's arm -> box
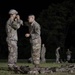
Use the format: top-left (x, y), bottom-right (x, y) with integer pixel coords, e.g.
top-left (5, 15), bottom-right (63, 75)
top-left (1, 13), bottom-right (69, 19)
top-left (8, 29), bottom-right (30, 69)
top-left (30, 24), bottom-right (41, 39)
top-left (6, 19), bottom-right (21, 30)
top-left (17, 19), bottom-right (23, 26)
top-left (34, 24), bottom-right (41, 35)
top-left (11, 20), bottom-right (22, 29)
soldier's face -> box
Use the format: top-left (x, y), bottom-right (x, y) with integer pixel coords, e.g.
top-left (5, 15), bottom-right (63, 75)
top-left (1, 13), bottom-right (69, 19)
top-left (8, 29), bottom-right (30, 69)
top-left (58, 47), bottom-right (60, 49)
top-left (42, 44), bottom-right (44, 47)
top-left (28, 16), bottom-right (34, 23)
top-left (12, 14), bottom-right (16, 18)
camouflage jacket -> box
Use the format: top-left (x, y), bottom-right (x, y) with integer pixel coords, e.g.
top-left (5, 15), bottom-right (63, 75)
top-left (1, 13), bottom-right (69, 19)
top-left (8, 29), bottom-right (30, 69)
top-left (29, 21), bottom-right (41, 40)
top-left (6, 18), bottom-right (23, 41)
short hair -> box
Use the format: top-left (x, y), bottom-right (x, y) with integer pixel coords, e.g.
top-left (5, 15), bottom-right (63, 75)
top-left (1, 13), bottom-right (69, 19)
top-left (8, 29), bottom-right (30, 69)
top-left (28, 15), bottom-right (35, 19)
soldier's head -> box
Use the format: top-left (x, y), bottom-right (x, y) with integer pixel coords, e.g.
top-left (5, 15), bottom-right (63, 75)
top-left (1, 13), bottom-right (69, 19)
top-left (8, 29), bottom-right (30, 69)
top-left (57, 47), bottom-right (60, 50)
top-left (67, 49), bottom-right (70, 51)
top-left (28, 15), bottom-right (35, 23)
top-left (42, 44), bottom-right (45, 47)
top-left (9, 9), bottom-right (18, 18)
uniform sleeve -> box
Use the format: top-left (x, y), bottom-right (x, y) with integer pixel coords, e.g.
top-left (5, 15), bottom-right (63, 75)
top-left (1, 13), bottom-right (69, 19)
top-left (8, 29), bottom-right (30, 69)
top-left (30, 23), bottom-right (41, 39)
top-left (6, 20), bottom-right (12, 33)
top-left (11, 19), bottom-right (23, 29)
top-left (34, 24), bottom-right (41, 35)
top-left (17, 19), bottom-right (23, 26)
top-left (11, 21), bottom-right (20, 29)
top-left (6, 19), bottom-right (20, 30)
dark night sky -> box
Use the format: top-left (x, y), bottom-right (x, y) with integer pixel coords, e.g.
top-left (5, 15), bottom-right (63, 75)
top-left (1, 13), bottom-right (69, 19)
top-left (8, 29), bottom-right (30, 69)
top-left (0, 0), bottom-right (74, 19)
top-left (0, 0), bottom-right (68, 21)
top-left (0, 0), bottom-right (50, 21)
top-left (0, 0), bottom-right (73, 23)
top-left (0, 0), bottom-right (74, 22)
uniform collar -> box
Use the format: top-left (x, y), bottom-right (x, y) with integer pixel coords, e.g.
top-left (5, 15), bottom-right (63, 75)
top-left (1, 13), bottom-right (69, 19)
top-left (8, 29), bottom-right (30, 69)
top-left (31, 20), bottom-right (35, 26)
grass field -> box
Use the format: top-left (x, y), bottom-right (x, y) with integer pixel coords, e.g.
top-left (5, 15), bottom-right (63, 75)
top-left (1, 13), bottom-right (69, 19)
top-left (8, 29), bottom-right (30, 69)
top-left (0, 60), bottom-right (75, 75)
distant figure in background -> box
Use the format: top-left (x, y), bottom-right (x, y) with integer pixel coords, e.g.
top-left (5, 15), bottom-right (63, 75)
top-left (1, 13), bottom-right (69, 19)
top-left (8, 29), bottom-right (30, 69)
top-left (55, 47), bottom-right (60, 63)
top-left (66, 49), bottom-right (72, 62)
top-left (40, 44), bottom-right (46, 63)
top-left (28, 57), bottom-right (33, 63)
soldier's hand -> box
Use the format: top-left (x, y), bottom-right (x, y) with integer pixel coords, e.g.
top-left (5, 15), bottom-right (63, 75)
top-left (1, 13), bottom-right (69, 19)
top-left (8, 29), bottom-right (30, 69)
top-left (25, 33), bottom-right (30, 37)
top-left (17, 15), bottom-right (20, 20)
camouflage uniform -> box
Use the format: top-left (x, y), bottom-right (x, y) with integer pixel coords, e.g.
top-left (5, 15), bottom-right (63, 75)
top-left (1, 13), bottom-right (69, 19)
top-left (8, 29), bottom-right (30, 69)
top-left (29, 21), bottom-right (41, 66)
top-left (56, 47), bottom-right (60, 63)
top-left (41, 44), bottom-right (46, 63)
top-left (6, 9), bottom-right (23, 67)
top-left (66, 49), bottom-right (72, 62)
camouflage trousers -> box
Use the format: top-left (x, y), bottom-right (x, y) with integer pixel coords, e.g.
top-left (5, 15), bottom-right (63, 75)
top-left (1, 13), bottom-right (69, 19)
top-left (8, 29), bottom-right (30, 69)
top-left (41, 55), bottom-right (46, 63)
top-left (30, 38), bottom-right (41, 65)
top-left (67, 55), bottom-right (71, 61)
top-left (41, 50), bottom-right (46, 63)
top-left (7, 39), bottom-right (18, 67)
top-left (56, 55), bottom-right (60, 63)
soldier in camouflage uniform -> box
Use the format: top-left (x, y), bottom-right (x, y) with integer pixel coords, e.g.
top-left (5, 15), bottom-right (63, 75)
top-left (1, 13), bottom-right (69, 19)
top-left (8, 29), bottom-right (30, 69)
top-left (41, 44), bottom-right (46, 63)
top-left (66, 49), bottom-right (72, 62)
top-left (55, 47), bottom-right (60, 63)
top-left (25, 15), bottom-right (41, 67)
top-left (6, 9), bottom-right (23, 70)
